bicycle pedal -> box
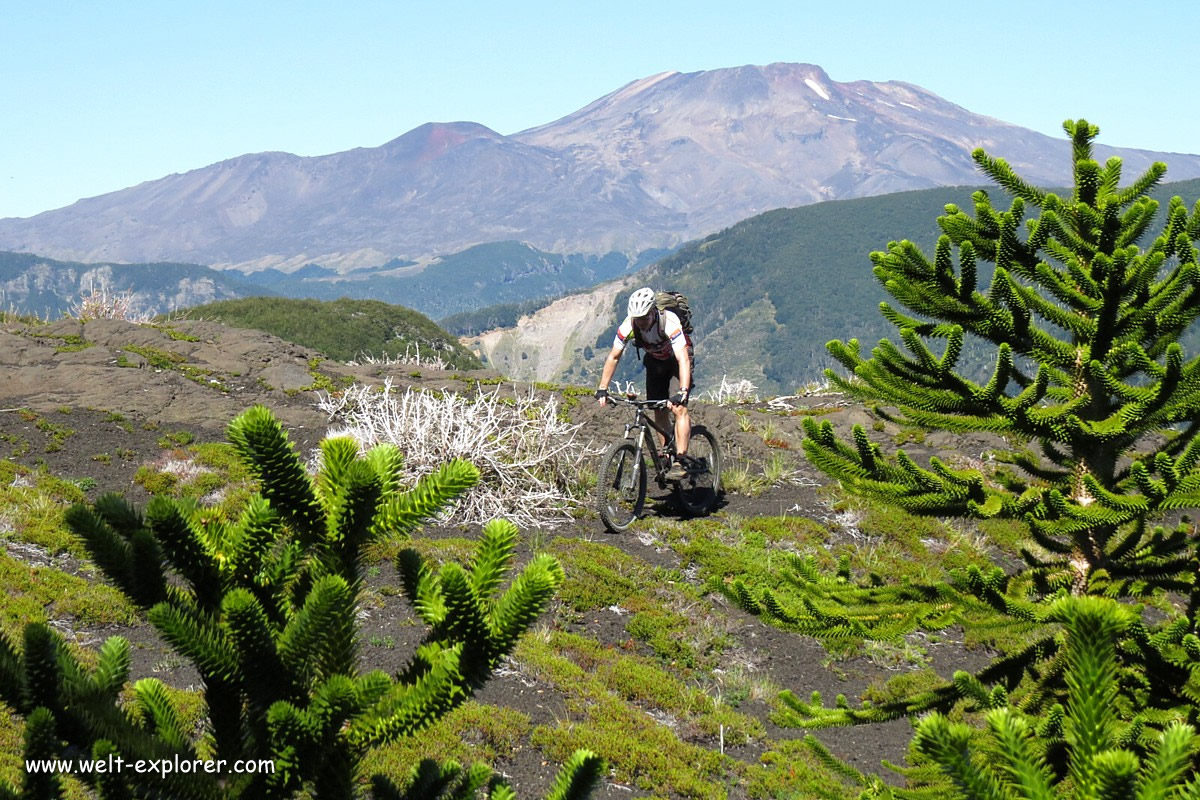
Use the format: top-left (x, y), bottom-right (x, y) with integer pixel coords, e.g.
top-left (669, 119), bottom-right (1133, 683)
top-left (664, 464), bottom-right (688, 481)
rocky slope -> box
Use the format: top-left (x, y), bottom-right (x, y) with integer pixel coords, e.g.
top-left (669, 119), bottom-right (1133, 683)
top-left (468, 276), bottom-right (638, 382)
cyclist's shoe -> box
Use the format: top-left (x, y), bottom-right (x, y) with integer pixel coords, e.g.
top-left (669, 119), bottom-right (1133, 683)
top-left (665, 456), bottom-right (690, 481)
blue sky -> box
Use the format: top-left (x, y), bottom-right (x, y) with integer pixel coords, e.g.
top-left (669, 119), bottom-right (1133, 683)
top-left (2, 0), bottom-right (1197, 219)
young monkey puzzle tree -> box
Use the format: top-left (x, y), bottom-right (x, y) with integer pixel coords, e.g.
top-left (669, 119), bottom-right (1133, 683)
top-left (804, 119), bottom-right (1200, 597)
top-left (791, 120), bottom-right (1200, 731)
top-left (0, 405), bottom-right (602, 800)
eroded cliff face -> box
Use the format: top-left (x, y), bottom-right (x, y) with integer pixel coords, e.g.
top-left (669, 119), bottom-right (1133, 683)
top-left (463, 282), bottom-right (795, 395)
top-left (0, 261), bottom-right (246, 318)
top-left (464, 278), bottom-right (637, 384)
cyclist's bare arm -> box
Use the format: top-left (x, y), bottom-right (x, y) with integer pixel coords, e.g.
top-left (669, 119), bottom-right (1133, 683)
top-left (675, 340), bottom-right (691, 394)
top-left (666, 316), bottom-right (691, 407)
top-left (596, 342), bottom-right (625, 406)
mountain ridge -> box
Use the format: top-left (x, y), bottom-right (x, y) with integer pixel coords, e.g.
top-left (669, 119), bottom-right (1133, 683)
top-left (4, 63), bottom-right (1198, 272)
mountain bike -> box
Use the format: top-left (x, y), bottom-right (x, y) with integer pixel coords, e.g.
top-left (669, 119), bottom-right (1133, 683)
top-left (597, 394), bottom-right (722, 533)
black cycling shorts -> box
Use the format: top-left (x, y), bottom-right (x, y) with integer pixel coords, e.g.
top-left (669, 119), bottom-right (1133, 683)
top-left (643, 348), bottom-right (693, 401)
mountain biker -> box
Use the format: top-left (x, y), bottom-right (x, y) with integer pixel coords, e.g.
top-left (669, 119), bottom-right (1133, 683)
top-left (595, 287), bottom-right (693, 480)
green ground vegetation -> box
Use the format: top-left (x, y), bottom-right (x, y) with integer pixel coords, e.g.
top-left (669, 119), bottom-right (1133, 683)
top-left (0, 411), bottom-right (1059, 800)
top-left (0, 459), bottom-right (92, 554)
top-left (119, 343), bottom-right (230, 391)
top-left (2, 406), bottom-right (603, 799)
top-left (181, 297), bottom-right (483, 367)
top-left (132, 440), bottom-right (257, 511)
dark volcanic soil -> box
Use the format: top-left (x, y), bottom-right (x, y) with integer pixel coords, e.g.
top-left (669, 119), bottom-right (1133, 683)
top-left (0, 317), bottom-right (1007, 796)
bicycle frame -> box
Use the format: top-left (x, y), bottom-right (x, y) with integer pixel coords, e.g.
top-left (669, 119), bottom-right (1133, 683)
top-left (615, 398), bottom-right (675, 484)
top-left (597, 394), bottom-right (721, 532)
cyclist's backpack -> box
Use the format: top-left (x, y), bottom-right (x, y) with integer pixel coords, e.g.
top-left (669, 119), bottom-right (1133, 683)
top-left (633, 290), bottom-right (693, 349)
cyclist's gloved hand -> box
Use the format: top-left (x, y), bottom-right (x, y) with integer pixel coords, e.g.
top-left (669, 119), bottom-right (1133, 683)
top-left (669, 390), bottom-right (689, 407)
top-left (595, 388), bottom-right (608, 406)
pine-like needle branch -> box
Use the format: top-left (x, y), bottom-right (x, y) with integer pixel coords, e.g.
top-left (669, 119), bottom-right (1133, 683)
top-left (779, 124), bottom-right (1200, 780)
top-left (28, 404), bottom-right (604, 800)
top-left (906, 598), bottom-right (1200, 800)
top-left (804, 119), bottom-right (1200, 596)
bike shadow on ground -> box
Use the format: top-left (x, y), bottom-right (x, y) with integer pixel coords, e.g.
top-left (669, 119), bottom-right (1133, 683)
top-left (643, 488), bottom-right (730, 522)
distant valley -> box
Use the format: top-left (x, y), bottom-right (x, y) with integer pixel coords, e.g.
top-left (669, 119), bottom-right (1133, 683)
top-left (11, 174), bottom-right (1200, 396)
top-left (0, 252), bottom-right (263, 319)
top-left (11, 174), bottom-right (1200, 397)
top-left (464, 177), bottom-right (1200, 394)
top-left (6, 61), bottom-right (1200, 392)
top-left (0, 242), bottom-right (664, 320)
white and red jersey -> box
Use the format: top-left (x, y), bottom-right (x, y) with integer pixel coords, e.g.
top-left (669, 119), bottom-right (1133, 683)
top-left (614, 309), bottom-right (689, 361)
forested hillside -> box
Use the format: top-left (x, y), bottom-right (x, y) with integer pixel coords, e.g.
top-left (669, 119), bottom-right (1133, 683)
top-left (181, 297), bottom-right (483, 367)
top-left (237, 241), bottom-right (666, 318)
top-left (558, 177), bottom-right (1200, 392)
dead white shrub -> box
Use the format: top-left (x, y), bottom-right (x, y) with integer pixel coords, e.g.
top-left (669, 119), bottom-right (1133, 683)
top-left (69, 286), bottom-right (153, 323)
top-left (606, 379), bottom-right (638, 398)
top-left (316, 379), bottom-right (588, 527)
top-left (350, 344), bottom-right (449, 370)
top-left (702, 375), bottom-right (759, 405)
top-left (156, 457), bottom-right (213, 483)
top-left (797, 378), bottom-right (843, 397)
top-left (3, 305), bottom-right (54, 323)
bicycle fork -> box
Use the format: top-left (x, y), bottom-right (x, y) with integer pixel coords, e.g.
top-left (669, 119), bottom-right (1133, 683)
top-left (624, 423), bottom-right (650, 489)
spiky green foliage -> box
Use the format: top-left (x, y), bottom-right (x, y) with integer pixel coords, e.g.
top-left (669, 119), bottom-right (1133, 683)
top-left (801, 598), bottom-right (1200, 799)
top-left (858, 598), bottom-right (1200, 799)
top-left (396, 519), bottom-right (565, 684)
top-left (782, 125), bottom-right (1200, 763)
top-left (16, 708), bottom-right (62, 800)
top-left (804, 120), bottom-right (1200, 596)
top-left (776, 562), bottom-right (1200, 737)
top-left (0, 624), bottom-right (199, 800)
top-left (752, 558), bottom-right (1042, 727)
top-left (370, 748), bottom-right (602, 800)
top-left (719, 548), bottom-right (1041, 659)
top-left (23, 404), bottom-right (604, 799)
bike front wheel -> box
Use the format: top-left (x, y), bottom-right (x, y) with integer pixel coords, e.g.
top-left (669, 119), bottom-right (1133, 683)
top-left (597, 440), bottom-right (648, 533)
top-left (675, 425), bottom-right (722, 516)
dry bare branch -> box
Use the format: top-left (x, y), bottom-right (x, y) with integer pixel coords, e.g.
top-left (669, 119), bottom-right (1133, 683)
top-left (68, 285), bottom-right (154, 323)
top-left (350, 344), bottom-right (450, 370)
top-left (316, 380), bottom-right (588, 527)
top-left (702, 375), bottom-right (760, 405)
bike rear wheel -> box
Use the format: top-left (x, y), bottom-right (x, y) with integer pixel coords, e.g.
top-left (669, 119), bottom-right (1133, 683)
top-left (674, 425), bottom-right (722, 516)
top-left (597, 441), bottom-right (648, 533)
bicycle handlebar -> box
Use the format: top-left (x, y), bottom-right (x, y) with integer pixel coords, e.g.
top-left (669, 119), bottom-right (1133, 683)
top-left (605, 395), bottom-right (668, 409)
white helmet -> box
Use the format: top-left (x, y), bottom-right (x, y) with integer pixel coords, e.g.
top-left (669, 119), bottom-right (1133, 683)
top-left (627, 287), bottom-right (656, 318)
